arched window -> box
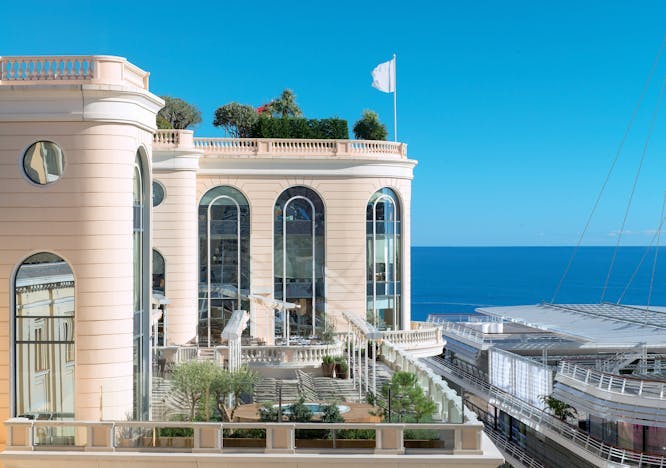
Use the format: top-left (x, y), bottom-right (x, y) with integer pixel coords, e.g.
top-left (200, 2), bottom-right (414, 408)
top-left (153, 250), bottom-right (166, 346)
top-left (14, 252), bottom-right (74, 419)
top-left (274, 186), bottom-right (325, 339)
top-left (133, 151), bottom-right (150, 420)
top-left (367, 188), bottom-right (401, 330)
top-left (199, 186), bottom-right (250, 347)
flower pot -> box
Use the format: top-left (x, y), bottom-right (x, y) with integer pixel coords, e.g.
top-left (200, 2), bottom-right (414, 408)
top-left (322, 362), bottom-right (335, 378)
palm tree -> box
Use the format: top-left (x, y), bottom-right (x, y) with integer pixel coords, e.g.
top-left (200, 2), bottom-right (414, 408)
top-left (541, 395), bottom-right (577, 422)
top-left (269, 89), bottom-right (302, 118)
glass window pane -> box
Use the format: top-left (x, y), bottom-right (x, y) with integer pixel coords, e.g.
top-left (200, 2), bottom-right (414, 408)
top-left (23, 141), bottom-right (64, 185)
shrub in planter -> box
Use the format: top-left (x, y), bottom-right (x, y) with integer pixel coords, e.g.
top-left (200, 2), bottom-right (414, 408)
top-left (337, 361), bottom-right (349, 379)
top-left (322, 355), bottom-right (335, 377)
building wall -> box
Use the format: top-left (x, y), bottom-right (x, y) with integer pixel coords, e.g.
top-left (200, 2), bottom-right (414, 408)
top-left (185, 172), bottom-right (413, 343)
top-left (0, 122), bottom-right (156, 428)
top-left (152, 167), bottom-right (199, 345)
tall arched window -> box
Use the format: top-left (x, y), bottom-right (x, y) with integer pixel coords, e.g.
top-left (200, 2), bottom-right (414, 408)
top-left (133, 151), bottom-right (150, 420)
top-left (153, 249), bottom-right (166, 346)
top-left (274, 186), bottom-right (325, 338)
top-left (199, 186), bottom-right (250, 347)
top-left (14, 252), bottom-right (74, 419)
top-left (367, 188), bottom-right (401, 330)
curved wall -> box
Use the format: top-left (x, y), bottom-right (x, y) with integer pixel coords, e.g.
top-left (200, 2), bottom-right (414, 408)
top-left (0, 79), bottom-right (162, 441)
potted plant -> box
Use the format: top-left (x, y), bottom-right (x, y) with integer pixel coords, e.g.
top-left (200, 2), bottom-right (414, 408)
top-left (322, 355), bottom-right (335, 377)
top-left (337, 361), bottom-right (349, 379)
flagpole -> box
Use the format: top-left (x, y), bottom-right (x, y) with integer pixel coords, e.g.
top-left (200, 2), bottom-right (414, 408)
top-left (393, 53), bottom-right (397, 142)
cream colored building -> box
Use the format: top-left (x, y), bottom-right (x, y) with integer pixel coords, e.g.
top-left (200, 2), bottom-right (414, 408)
top-left (0, 55), bottom-right (503, 467)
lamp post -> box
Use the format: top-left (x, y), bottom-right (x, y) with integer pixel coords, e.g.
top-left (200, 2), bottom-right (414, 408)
top-left (387, 384), bottom-right (392, 423)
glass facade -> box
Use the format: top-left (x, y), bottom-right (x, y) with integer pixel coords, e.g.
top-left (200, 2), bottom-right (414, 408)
top-left (152, 249), bottom-right (166, 347)
top-left (14, 252), bottom-right (74, 419)
top-left (274, 186), bottom-right (325, 338)
top-left (133, 152), bottom-right (149, 420)
top-left (366, 188), bottom-right (401, 330)
top-left (198, 186), bottom-right (250, 346)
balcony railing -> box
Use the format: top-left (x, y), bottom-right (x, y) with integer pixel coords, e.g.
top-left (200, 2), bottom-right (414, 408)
top-left (152, 130), bottom-right (408, 159)
top-left (3, 419), bottom-right (485, 456)
top-left (0, 55), bottom-right (149, 89)
top-left (428, 356), bottom-right (666, 467)
top-left (557, 361), bottom-right (666, 401)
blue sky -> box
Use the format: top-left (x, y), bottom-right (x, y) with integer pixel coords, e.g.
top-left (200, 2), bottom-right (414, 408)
top-left (2, 1), bottom-right (666, 246)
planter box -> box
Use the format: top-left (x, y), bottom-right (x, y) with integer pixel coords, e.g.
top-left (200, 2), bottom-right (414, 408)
top-left (295, 438), bottom-right (375, 449)
top-left (223, 437), bottom-right (267, 448)
top-left (404, 439), bottom-right (445, 449)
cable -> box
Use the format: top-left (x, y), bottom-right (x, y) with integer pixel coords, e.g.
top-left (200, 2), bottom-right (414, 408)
top-left (551, 35), bottom-right (666, 303)
top-left (645, 192), bottom-right (666, 321)
top-left (616, 229), bottom-right (659, 304)
top-left (601, 77), bottom-right (666, 302)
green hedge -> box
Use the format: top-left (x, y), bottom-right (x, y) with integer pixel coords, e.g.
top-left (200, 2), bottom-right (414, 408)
top-left (250, 116), bottom-right (348, 139)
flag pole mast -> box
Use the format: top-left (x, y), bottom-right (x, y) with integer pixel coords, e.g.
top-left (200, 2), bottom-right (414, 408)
top-left (393, 53), bottom-right (397, 142)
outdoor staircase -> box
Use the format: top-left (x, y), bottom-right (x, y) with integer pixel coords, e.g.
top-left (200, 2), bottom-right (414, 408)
top-left (197, 347), bottom-right (215, 361)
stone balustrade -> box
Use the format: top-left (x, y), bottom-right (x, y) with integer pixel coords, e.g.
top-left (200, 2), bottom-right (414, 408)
top-left (214, 342), bottom-right (344, 368)
top-left (152, 130), bottom-right (408, 159)
top-left (383, 325), bottom-right (445, 358)
top-left (0, 55), bottom-right (150, 89)
top-left (2, 418), bottom-right (487, 459)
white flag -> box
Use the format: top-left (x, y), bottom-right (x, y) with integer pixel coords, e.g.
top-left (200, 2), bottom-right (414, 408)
top-left (371, 58), bottom-right (395, 93)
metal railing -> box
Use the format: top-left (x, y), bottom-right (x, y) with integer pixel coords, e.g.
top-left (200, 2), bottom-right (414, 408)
top-left (428, 356), bottom-right (666, 467)
top-left (558, 361), bottom-right (666, 401)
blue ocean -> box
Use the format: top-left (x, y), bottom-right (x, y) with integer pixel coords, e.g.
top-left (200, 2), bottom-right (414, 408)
top-left (411, 246), bottom-right (666, 321)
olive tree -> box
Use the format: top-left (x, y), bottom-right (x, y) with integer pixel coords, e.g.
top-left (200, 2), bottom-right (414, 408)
top-left (171, 360), bottom-right (219, 421)
top-left (157, 96), bottom-right (202, 129)
top-left (381, 371), bottom-right (437, 423)
top-left (353, 110), bottom-right (388, 140)
top-left (213, 102), bottom-right (258, 137)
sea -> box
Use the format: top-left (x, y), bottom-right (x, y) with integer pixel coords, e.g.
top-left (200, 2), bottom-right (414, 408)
top-left (411, 246), bottom-right (666, 321)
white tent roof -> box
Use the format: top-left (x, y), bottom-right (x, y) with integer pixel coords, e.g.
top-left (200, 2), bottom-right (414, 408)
top-left (477, 303), bottom-right (666, 348)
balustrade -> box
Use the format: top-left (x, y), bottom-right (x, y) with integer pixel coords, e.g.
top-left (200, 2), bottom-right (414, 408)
top-left (0, 55), bottom-right (149, 89)
top-left (152, 131), bottom-right (407, 159)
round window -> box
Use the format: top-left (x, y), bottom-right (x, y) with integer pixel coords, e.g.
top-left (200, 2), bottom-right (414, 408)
top-left (23, 141), bottom-right (64, 185)
top-left (153, 180), bottom-right (166, 207)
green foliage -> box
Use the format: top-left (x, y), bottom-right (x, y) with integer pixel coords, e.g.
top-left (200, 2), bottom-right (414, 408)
top-left (322, 355), bottom-right (335, 365)
top-left (267, 89), bottom-right (303, 118)
top-left (250, 116), bottom-right (348, 139)
top-left (157, 96), bottom-right (202, 129)
top-left (171, 360), bottom-right (219, 421)
top-left (213, 102), bottom-right (258, 137)
top-left (211, 366), bottom-right (259, 421)
top-left (380, 371), bottom-right (437, 423)
top-left (353, 110), bottom-right (388, 141)
top-left (320, 327), bottom-right (335, 344)
top-left (159, 415), bottom-right (194, 437)
top-left (337, 361), bottom-right (349, 373)
top-left (320, 403), bottom-right (344, 423)
top-left (540, 395), bottom-right (577, 421)
top-left (288, 397), bottom-right (313, 422)
top-left (258, 403), bottom-right (280, 422)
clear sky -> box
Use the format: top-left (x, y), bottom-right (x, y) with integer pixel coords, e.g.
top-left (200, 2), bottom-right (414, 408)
top-left (2, 1), bottom-right (666, 246)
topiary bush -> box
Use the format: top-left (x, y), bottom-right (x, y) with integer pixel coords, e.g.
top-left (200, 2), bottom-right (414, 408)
top-left (250, 116), bottom-right (348, 139)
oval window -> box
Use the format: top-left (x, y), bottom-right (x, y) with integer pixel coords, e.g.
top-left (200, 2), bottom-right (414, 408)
top-left (153, 180), bottom-right (166, 207)
top-left (23, 141), bottom-right (64, 185)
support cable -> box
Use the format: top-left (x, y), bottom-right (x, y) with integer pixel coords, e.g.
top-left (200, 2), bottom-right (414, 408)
top-left (645, 192), bottom-right (666, 321)
top-left (616, 229), bottom-right (660, 304)
top-left (601, 77), bottom-right (666, 302)
top-left (551, 36), bottom-right (666, 303)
